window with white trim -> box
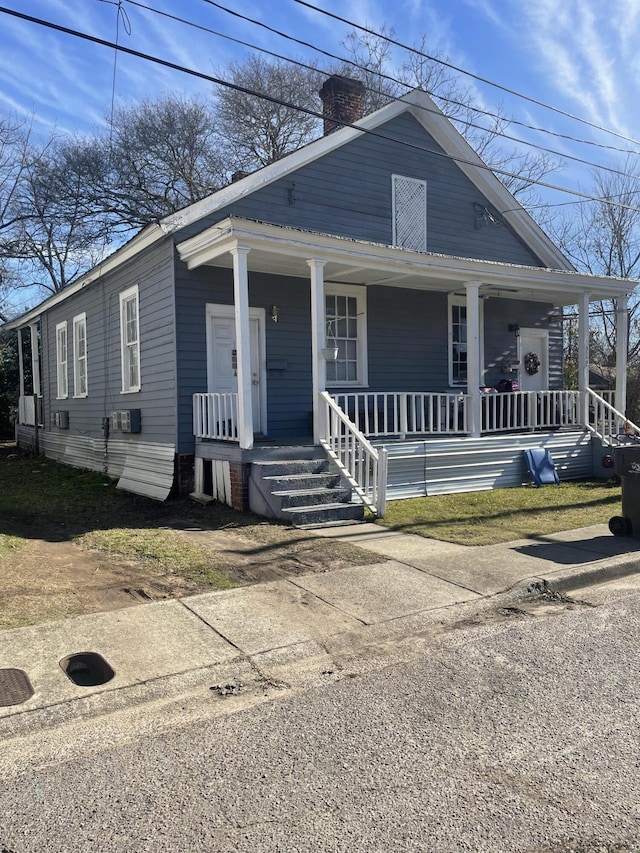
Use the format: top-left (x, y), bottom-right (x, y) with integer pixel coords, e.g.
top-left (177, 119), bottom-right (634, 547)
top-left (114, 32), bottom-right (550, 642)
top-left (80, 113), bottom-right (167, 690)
top-left (120, 285), bottom-right (140, 393)
top-left (55, 321), bottom-right (68, 399)
top-left (72, 313), bottom-right (87, 397)
top-left (448, 294), bottom-right (484, 387)
top-left (392, 174), bottom-right (427, 252)
top-left (325, 284), bottom-right (367, 386)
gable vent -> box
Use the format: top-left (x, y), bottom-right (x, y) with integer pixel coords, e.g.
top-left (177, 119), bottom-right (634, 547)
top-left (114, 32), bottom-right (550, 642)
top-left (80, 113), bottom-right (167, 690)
top-left (392, 175), bottom-right (427, 252)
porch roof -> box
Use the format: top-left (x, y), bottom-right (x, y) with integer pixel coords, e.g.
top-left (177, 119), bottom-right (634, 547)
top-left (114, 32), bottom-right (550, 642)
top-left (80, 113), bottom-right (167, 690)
top-left (177, 217), bottom-right (634, 307)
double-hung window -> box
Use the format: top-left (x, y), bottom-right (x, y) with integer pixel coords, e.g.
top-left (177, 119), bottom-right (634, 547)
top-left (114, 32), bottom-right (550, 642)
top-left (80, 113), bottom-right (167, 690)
top-left (72, 313), bottom-right (87, 397)
top-left (448, 294), bottom-right (484, 386)
top-left (55, 321), bottom-right (68, 399)
top-left (325, 284), bottom-right (367, 386)
top-left (120, 285), bottom-right (140, 393)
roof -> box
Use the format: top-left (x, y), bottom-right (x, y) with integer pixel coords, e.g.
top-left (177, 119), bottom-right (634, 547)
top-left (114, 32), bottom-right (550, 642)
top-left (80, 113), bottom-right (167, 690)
top-left (5, 87), bottom-right (587, 329)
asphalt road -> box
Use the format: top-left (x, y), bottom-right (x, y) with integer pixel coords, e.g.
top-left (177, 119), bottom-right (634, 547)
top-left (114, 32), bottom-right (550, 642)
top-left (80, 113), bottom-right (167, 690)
top-left (1, 576), bottom-right (639, 853)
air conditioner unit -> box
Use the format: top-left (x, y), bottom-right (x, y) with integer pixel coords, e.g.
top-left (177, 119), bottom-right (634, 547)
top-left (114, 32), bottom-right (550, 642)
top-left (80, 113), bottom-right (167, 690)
top-left (110, 409), bottom-right (141, 434)
top-left (52, 411), bottom-right (69, 429)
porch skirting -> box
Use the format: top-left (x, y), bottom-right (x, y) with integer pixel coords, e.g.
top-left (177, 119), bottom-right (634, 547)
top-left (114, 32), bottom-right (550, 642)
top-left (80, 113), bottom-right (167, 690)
top-left (16, 426), bottom-right (176, 501)
top-left (381, 430), bottom-right (595, 499)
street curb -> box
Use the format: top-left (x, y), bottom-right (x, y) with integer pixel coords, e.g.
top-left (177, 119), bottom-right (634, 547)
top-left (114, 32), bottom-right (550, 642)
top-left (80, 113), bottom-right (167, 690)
top-left (525, 552), bottom-right (640, 593)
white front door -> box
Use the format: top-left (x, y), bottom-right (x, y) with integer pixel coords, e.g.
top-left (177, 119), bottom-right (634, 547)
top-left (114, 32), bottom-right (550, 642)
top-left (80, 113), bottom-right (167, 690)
top-left (206, 305), bottom-right (266, 434)
top-left (518, 328), bottom-right (549, 392)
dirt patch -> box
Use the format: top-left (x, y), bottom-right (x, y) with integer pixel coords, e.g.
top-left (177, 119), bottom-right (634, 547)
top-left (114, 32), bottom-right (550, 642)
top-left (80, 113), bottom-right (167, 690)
top-left (0, 442), bottom-right (381, 629)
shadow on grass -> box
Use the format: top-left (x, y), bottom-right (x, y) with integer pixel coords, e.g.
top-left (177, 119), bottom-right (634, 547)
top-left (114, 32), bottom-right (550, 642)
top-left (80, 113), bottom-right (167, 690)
top-left (0, 444), bottom-right (266, 544)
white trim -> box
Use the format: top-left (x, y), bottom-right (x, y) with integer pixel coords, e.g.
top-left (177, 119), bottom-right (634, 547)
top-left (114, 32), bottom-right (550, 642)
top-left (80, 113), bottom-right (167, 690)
top-left (72, 313), bottom-right (88, 398)
top-left (205, 302), bottom-right (267, 437)
top-left (324, 283), bottom-right (368, 388)
top-left (55, 321), bottom-right (68, 399)
top-left (119, 285), bottom-right (140, 393)
top-left (177, 218), bottom-right (632, 303)
top-left (448, 293), bottom-right (485, 388)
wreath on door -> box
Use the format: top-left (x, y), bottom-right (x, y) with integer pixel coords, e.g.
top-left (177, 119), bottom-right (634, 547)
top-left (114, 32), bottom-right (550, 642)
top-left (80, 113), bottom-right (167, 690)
top-left (524, 351), bottom-right (541, 375)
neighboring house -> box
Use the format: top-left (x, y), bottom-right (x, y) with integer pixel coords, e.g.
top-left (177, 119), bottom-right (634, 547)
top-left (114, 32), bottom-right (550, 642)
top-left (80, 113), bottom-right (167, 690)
top-left (6, 76), bottom-right (634, 522)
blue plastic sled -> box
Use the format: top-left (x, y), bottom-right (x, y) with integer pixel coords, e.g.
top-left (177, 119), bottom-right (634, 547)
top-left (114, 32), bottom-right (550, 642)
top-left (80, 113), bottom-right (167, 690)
top-left (524, 448), bottom-right (560, 487)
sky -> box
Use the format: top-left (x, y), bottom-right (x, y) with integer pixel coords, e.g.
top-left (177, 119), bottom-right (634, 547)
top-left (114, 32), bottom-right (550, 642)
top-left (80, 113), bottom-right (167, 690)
top-left (2, 0), bottom-right (640, 187)
top-left (2, 0), bottom-right (640, 314)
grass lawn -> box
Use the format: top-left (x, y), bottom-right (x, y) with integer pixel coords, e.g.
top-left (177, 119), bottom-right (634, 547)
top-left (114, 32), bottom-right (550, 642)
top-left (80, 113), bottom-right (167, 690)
top-left (377, 480), bottom-right (622, 546)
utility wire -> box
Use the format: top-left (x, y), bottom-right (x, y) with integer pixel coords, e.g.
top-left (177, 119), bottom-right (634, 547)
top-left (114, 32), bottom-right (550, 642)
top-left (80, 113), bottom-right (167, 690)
top-left (130, 0), bottom-right (640, 187)
top-left (3, 5), bottom-right (640, 215)
top-left (200, 0), bottom-right (640, 158)
top-left (293, 0), bottom-right (640, 149)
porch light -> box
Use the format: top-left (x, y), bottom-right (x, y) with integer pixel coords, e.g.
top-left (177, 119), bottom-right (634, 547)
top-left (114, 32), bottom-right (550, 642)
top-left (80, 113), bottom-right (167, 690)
top-left (270, 305), bottom-right (279, 323)
top-left (508, 323), bottom-right (520, 336)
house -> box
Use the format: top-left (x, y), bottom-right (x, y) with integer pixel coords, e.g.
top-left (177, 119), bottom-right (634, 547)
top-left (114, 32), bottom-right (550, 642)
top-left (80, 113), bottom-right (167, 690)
top-left (6, 76), bottom-right (634, 523)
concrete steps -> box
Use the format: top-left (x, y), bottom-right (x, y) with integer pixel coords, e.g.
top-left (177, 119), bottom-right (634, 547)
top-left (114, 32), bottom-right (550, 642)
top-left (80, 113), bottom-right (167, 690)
top-left (248, 453), bottom-right (364, 527)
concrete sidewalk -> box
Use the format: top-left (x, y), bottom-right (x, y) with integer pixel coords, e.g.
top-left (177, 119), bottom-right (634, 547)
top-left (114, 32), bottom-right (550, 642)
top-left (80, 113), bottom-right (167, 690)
top-left (1, 522), bottom-right (639, 724)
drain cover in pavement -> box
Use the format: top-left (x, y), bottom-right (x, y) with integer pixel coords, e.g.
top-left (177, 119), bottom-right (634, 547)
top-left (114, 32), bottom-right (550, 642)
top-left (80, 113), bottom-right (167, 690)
top-left (0, 667), bottom-right (34, 707)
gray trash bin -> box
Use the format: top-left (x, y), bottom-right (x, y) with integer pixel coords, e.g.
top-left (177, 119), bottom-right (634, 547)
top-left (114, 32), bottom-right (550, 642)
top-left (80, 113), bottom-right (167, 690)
top-left (609, 443), bottom-right (640, 537)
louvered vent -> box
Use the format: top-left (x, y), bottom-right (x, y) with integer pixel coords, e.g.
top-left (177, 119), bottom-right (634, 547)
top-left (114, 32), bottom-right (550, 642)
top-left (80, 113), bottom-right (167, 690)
top-left (393, 175), bottom-right (427, 252)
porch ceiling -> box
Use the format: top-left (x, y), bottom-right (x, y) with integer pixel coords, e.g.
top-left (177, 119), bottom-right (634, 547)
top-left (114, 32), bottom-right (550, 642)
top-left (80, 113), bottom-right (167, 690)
top-left (176, 217), bottom-right (634, 307)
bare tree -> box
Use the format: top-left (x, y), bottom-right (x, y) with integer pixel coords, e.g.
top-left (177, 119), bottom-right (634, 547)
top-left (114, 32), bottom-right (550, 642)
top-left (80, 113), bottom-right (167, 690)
top-left (104, 94), bottom-right (226, 228)
top-left (214, 56), bottom-right (324, 169)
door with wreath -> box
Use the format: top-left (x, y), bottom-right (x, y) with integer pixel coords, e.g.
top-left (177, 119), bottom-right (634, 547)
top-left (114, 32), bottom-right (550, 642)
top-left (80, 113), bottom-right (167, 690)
top-left (518, 328), bottom-right (548, 392)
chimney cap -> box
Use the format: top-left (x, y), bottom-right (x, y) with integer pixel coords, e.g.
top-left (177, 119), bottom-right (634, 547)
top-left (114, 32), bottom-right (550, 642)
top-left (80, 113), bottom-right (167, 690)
top-left (319, 75), bottom-right (366, 98)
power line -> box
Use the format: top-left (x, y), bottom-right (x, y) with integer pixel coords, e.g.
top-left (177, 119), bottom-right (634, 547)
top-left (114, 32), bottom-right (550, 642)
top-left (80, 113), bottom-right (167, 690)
top-left (124, 0), bottom-right (640, 188)
top-left (293, 0), bottom-right (640, 149)
top-left (200, 0), bottom-right (640, 158)
top-left (2, 4), bottom-right (640, 216)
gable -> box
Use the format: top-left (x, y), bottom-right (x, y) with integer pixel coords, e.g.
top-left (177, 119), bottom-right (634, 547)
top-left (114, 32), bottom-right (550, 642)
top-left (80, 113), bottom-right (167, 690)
top-left (176, 112), bottom-right (545, 269)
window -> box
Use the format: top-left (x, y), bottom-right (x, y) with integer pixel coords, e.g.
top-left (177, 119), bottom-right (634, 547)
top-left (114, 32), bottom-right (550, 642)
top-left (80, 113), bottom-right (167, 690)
top-left (55, 321), bottom-right (68, 399)
top-left (72, 313), bottom-right (87, 397)
top-left (392, 174), bottom-right (427, 252)
top-left (325, 285), bottom-right (367, 386)
top-left (120, 285), bottom-right (140, 392)
top-left (448, 295), bottom-right (484, 387)
top-left (449, 297), bottom-right (467, 386)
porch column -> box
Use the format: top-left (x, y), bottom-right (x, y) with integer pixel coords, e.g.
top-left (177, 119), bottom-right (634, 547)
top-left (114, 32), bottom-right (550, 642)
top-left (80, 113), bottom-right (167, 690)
top-left (578, 291), bottom-right (590, 426)
top-left (230, 246), bottom-right (253, 450)
top-left (308, 259), bottom-right (327, 444)
top-left (615, 293), bottom-right (628, 417)
top-left (17, 328), bottom-right (25, 398)
top-left (465, 281), bottom-right (482, 437)
top-left (29, 323), bottom-right (41, 396)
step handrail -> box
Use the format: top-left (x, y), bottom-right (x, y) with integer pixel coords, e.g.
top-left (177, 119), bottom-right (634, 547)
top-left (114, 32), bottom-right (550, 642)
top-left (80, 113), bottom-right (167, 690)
top-left (587, 388), bottom-right (640, 443)
top-left (319, 391), bottom-right (387, 517)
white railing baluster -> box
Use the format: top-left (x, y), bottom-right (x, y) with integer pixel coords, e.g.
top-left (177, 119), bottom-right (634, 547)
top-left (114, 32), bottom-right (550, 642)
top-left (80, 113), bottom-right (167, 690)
top-left (193, 393), bottom-right (240, 441)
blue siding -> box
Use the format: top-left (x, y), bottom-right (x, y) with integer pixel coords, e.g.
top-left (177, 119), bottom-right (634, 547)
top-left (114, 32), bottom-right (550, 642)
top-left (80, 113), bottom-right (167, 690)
top-left (175, 112), bottom-right (543, 267)
top-left (175, 261), bottom-right (562, 452)
top-left (43, 238), bottom-right (177, 448)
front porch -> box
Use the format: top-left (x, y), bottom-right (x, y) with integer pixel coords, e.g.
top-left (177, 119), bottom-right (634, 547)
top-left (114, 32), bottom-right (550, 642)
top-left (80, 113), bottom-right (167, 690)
top-left (192, 387), bottom-right (629, 518)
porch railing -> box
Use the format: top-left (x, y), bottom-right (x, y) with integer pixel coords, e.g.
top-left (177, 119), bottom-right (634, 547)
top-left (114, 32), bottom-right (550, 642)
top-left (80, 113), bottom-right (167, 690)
top-left (587, 388), bottom-right (640, 443)
top-left (193, 392), bottom-right (238, 441)
top-left (320, 391), bottom-right (387, 516)
top-left (331, 392), bottom-right (469, 437)
top-left (332, 390), bottom-right (580, 437)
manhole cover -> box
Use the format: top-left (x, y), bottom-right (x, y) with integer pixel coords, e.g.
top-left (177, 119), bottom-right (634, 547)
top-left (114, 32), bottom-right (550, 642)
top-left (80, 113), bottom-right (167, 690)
top-left (0, 667), bottom-right (34, 707)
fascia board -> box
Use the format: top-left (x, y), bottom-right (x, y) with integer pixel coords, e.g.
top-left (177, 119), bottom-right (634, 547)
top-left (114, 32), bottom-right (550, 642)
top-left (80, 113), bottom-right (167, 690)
top-left (406, 96), bottom-right (573, 272)
top-left (4, 225), bottom-right (164, 330)
top-left (177, 218), bottom-right (633, 298)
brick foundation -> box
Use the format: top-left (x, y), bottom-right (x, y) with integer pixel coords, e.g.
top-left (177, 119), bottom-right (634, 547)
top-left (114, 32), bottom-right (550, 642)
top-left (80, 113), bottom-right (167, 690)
top-left (173, 453), bottom-right (195, 497)
top-left (229, 460), bottom-right (250, 511)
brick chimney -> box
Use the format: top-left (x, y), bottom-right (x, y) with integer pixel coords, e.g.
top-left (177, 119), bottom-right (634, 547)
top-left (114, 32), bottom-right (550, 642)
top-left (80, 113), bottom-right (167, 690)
top-left (319, 75), bottom-right (365, 135)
